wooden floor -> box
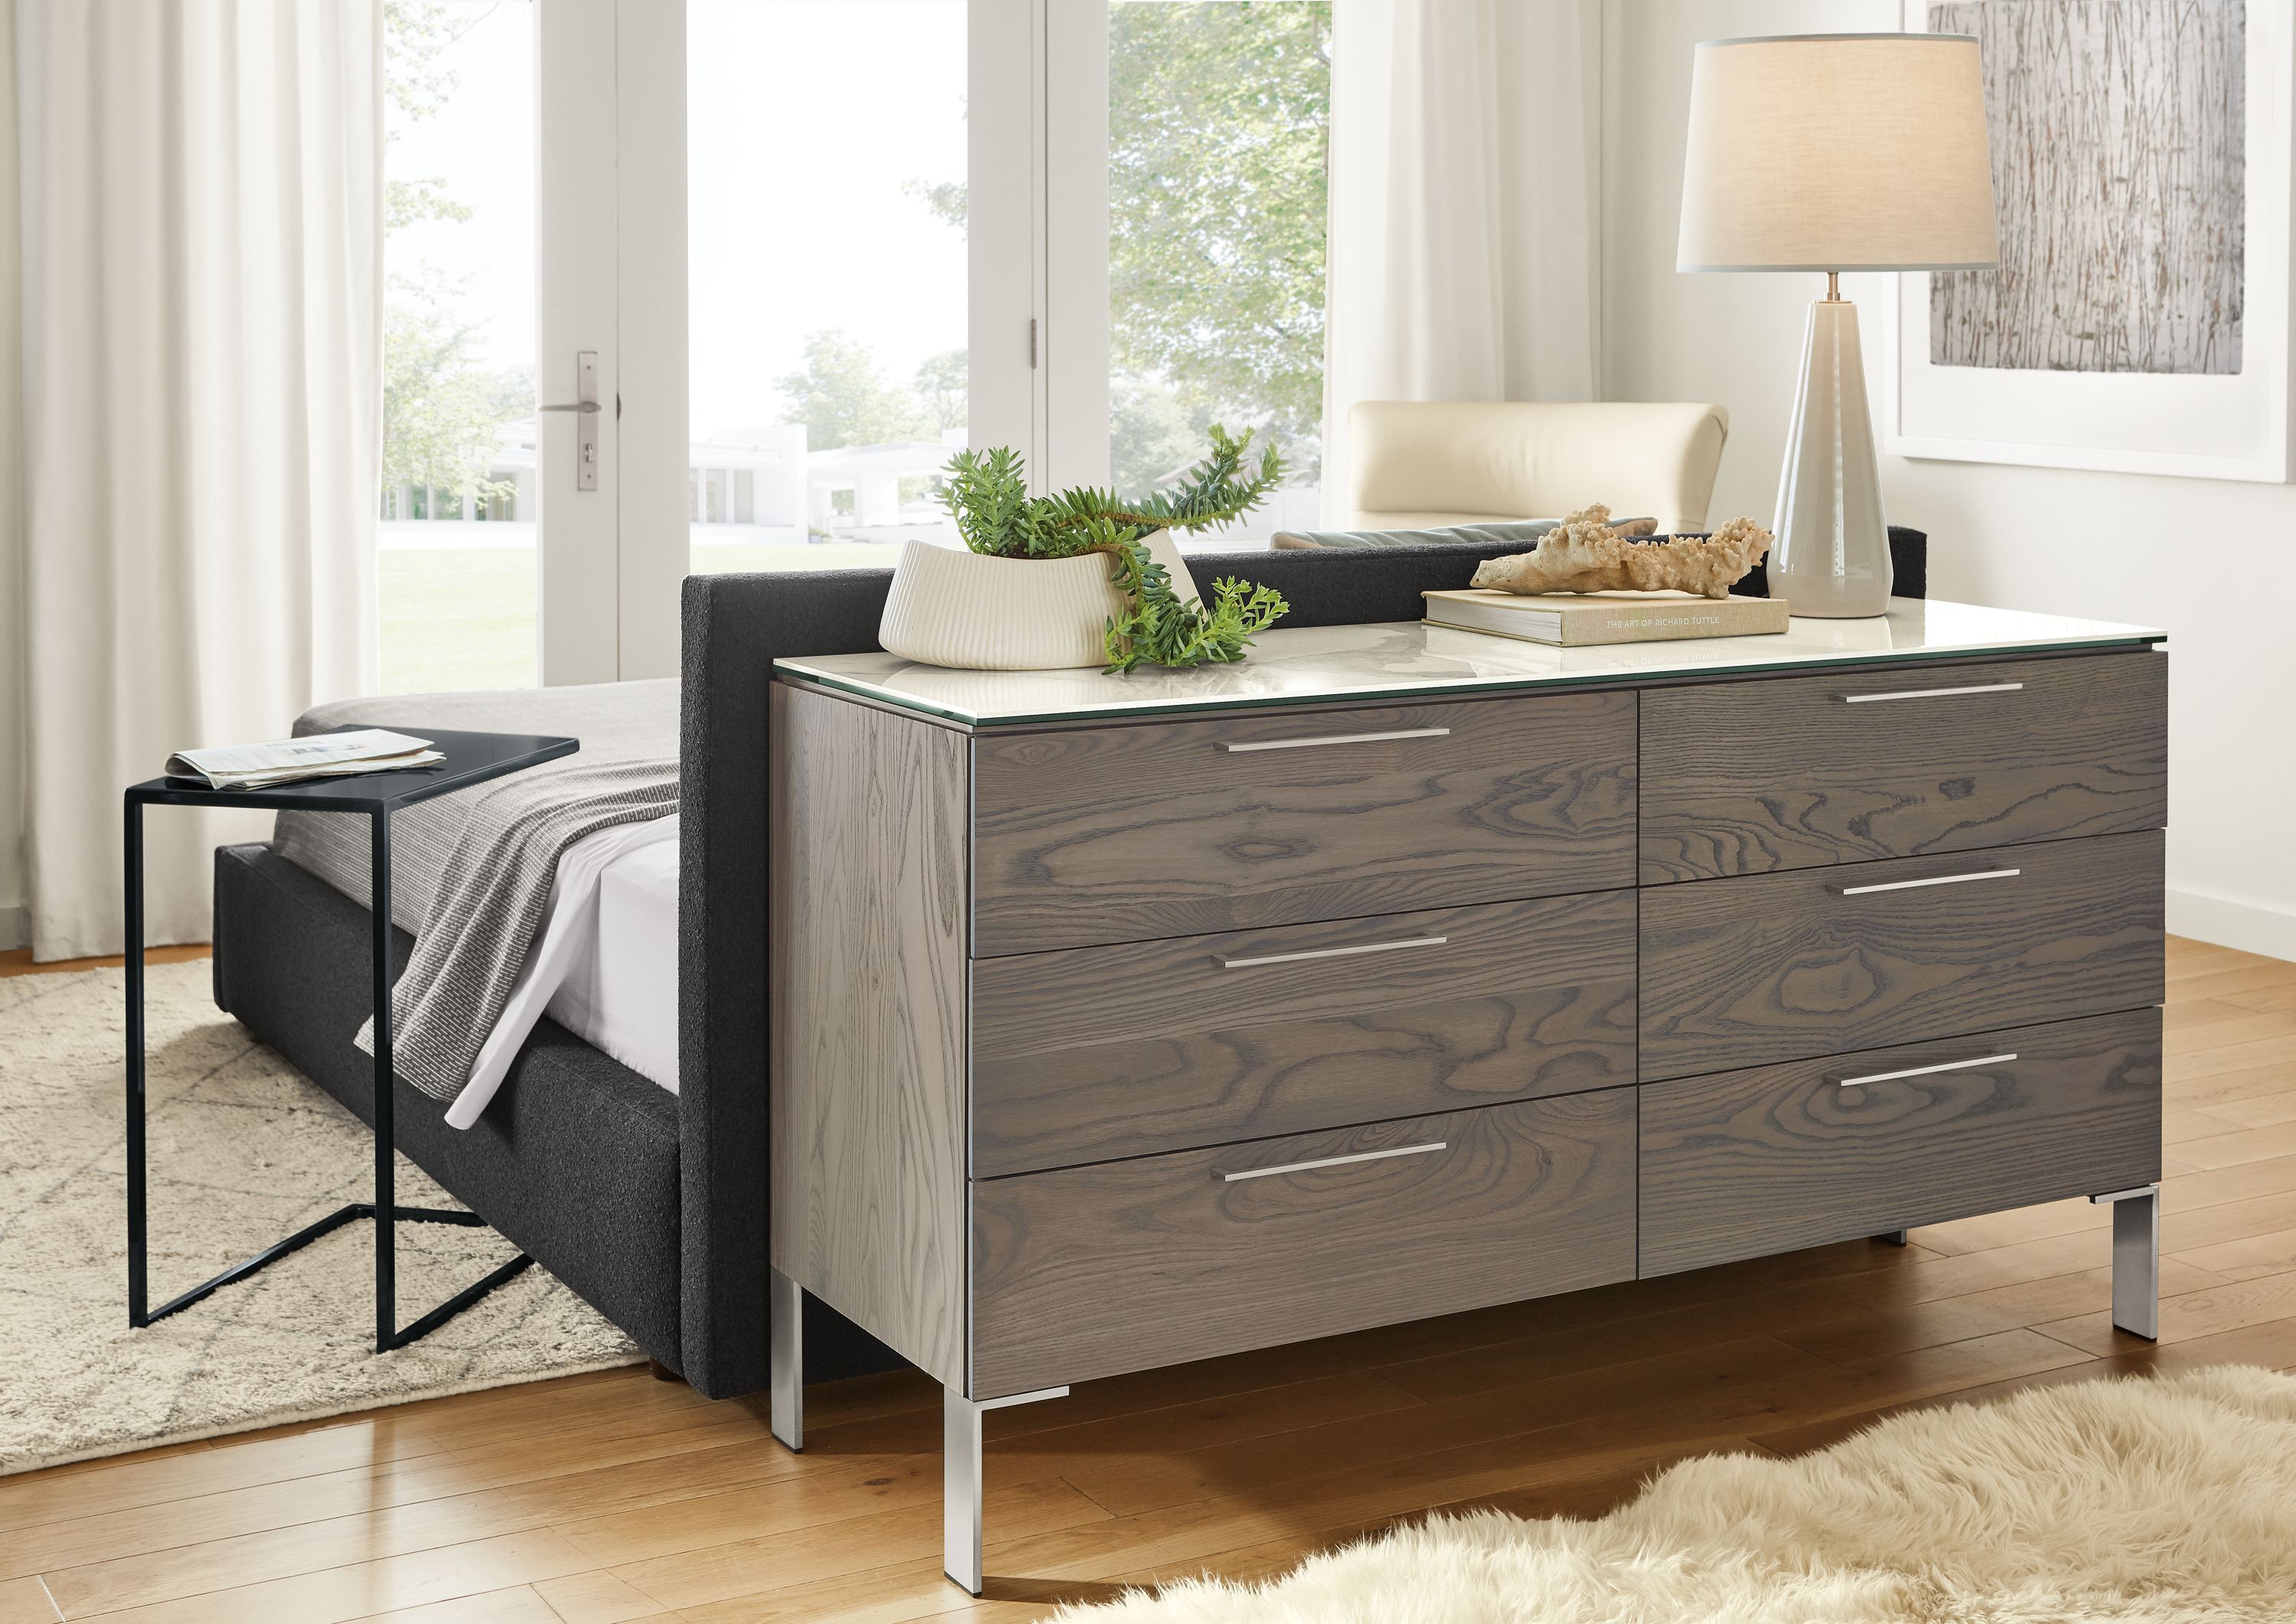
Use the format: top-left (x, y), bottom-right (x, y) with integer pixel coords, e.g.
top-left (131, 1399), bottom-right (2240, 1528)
top-left (6, 938), bottom-right (2296, 1623)
top-left (0, 945), bottom-right (212, 980)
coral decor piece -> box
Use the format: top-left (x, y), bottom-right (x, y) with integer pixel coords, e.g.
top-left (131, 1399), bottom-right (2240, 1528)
top-left (1470, 506), bottom-right (1773, 601)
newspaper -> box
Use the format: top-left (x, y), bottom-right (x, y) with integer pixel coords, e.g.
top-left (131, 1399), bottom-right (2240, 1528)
top-left (165, 729), bottom-right (444, 791)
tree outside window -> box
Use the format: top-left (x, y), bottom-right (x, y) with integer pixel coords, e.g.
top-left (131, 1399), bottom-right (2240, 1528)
top-left (905, 1), bottom-right (1331, 502)
top-left (383, 0), bottom-right (533, 520)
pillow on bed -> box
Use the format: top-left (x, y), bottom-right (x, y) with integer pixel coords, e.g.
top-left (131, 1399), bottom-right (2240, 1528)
top-left (1272, 517), bottom-right (1658, 549)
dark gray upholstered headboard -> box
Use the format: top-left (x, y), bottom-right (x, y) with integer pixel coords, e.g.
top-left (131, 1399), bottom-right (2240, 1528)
top-left (675, 527), bottom-right (1927, 1395)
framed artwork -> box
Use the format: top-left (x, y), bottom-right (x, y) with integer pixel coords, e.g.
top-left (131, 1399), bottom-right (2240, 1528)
top-left (1883, 0), bottom-right (2294, 481)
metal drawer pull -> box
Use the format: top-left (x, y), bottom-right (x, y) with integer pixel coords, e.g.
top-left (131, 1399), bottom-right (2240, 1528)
top-left (1218, 935), bottom-right (1447, 970)
top-left (1838, 682), bottom-right (2024, 704)
top-left (1222, 1141), bottom-right (1447, 1182)
top-left (1838, 1052), bottom-right (2016, 1088)
top-left (1837, 867), bottom-right (2020, 896)
top-left (1220, 727), bottom-right (1450, 753)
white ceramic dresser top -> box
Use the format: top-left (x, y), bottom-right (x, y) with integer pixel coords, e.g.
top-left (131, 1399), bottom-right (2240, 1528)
top-left (774, 598), bottom-right (2164, 726)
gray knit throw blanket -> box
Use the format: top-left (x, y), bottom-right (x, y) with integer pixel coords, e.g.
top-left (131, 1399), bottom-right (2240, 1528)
top-left (356, 757), bottom-right (680, 1101)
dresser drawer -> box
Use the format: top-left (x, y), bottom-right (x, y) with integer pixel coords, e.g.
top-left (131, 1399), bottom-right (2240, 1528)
top-left (1639, 1009), bottom-right (2161, 1277)
top-left (1639, 829), bottom-right (2161, 1081)
top-left (970, 693), bottom-right (1637, 955)
top-left (1639, 651), bottom-right (2166, 882)
top-left (969, 1091), bottom-right (1636, 1396)
top-left (971, 892), bottom-right (1636, 1175)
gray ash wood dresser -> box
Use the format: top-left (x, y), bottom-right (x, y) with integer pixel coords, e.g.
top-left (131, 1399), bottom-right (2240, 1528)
top-left (767, 600), bottom-right (2168, 1594)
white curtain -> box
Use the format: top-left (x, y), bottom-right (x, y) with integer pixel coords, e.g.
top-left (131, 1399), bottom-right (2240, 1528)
top-left (15, 0), bottom-right (383, 959)
top-left (1, 0), bottom-right (25, 953)
top-left (1322, 0), bottom-right (1602, 523)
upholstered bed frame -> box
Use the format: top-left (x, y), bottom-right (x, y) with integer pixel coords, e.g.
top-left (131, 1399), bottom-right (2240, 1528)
top-left (209, 530), bottom-right (1926, 1401)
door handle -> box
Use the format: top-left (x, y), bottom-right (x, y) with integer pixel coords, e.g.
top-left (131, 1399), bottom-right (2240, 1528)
top-left (1837, 1052), bottom-right (2016, 1088)
top-left (1835, 868), bottom-right (2020, 896)
top-left (1218, 727), bottom-right (1450, 753)
top-left (1221, 1141), bottom-right (1447, 1182)
top-left (1837, 681), bottom-right (2024, 704)
top-left (1218, 935), bottom-right (1447, 970)
top-left (538, 350), bottom-right (599, 491)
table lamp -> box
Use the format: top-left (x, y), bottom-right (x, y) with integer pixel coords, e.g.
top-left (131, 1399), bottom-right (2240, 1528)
top-left (1677, 33), bottom-right (1997, 617)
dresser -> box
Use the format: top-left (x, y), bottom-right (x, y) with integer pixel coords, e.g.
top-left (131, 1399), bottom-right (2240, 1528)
top-left (766, 601), bottom-right (2168, 1594)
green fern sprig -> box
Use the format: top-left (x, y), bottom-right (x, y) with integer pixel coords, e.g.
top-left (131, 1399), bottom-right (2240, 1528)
top-left (1104, 574), bottom-right (1288, 674)
top-left (938, 426), bottom-right (1290, 673)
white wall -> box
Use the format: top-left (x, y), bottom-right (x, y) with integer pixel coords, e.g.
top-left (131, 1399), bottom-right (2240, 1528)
top-left (1602, 0), bottom-right (2296, 960)
top-left (0, 0), bottom-right (26, 952)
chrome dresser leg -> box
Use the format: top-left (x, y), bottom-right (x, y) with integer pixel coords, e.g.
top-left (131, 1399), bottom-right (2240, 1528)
top-left (769, 1266), bottom-right (804, 1450)
top-left (2092, 1183), bottom-right (2161, 1341)
top-left (1874, 1229), bottom-right (1909, 1246)
top-left (944, 1388), bottom-right (985, 1596)
top-left (943, 1382), bottom-right (1070, 1596)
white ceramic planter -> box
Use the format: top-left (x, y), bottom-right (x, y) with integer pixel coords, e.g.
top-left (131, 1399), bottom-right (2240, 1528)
top-left (879, 533), bottom-right (1200, 670)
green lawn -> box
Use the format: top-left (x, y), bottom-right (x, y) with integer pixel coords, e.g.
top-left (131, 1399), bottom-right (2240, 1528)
top-left (380, 541), bottom-right (907, 693)
top-left (380, 546), bottom-right (536, 694)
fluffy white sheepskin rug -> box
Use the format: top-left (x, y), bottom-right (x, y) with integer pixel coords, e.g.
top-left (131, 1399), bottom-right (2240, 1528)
top-left (1058, 1365), bottom-right (2296, 1622)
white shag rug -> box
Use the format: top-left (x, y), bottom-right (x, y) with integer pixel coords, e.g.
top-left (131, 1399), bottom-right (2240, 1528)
top-left (1063, 1366), bottom-right (2296, 1622)
top-left (0, 960), bottom-right (641, 1475)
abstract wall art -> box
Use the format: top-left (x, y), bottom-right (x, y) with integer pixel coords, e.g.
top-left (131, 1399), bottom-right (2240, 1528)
top-left (1932, 0), bottom-right (2244, 376)
top-left (1885, 0), bottom-right (2293, 481)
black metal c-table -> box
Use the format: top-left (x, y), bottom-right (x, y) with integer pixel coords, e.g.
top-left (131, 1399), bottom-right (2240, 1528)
top-left (123, 727), bottom-right (579, 1352)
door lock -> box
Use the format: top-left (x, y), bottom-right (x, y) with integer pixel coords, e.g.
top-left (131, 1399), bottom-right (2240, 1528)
top-left (537, 350), bottom-right (600, 491)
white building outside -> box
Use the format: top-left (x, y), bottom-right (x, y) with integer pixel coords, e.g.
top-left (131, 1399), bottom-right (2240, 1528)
top-left (380, 420), bottom-right (967, 552)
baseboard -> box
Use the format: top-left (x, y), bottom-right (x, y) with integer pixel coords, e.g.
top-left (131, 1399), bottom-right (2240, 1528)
top-left (0, 904), bottom-right (22, 953)
top-left (2167, 885), bottom-right (2296, 964)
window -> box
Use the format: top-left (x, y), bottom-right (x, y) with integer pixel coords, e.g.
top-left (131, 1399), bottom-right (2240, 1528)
top-left (381, 2), bottom-right (1332, 686)
top-left (378, 0), bottom-right (540, 691)
top-left (686, 0), bottom-right (974, 577)
top-left (1106, 1), bottom-right (1331, 543)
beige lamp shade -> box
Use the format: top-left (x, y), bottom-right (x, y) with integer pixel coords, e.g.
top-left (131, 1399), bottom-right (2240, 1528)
top-left (1677, 33), bottom-right (1998, 272)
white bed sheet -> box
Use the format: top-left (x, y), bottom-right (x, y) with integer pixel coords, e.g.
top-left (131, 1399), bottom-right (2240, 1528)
top-left (444, 815), bottom-right (681, 1127)
top-left (551, 830), bottom-right (681, 1091)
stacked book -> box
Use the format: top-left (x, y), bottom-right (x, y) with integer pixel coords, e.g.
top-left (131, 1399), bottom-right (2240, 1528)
top-left (1422, 589), bottom-right (1789, 647)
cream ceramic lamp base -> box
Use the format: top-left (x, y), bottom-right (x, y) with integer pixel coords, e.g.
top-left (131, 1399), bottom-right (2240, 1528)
top-left (1773, 292), bottom-right (1890, 618)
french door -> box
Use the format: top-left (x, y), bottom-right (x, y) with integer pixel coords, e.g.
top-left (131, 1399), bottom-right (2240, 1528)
top-left (545, 0), bottom-right (1043, 686)
top-left (377, 0), bottom-right (677, 689)
top-left (379, 1), bottom-right (1328, 691)
top-left (1054, 0), bottom-right (1331, 532)
top-left (673, 0), bottom-right (1329, 566)
top-left (677, 0), bottom-right (1036, 578)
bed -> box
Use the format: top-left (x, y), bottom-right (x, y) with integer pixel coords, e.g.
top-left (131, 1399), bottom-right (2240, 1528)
top-left (208, 527), bottom-right (1926, 1398)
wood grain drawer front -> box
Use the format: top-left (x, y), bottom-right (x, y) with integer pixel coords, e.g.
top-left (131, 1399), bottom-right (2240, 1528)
top-left (1639, 651), bottom-right (2166, 882)
top-left (1639, 829), bottom-right (2163, 1081)
top-left (1639, 1009), bottom-right (2162, 1277)
top-left (970, 693), bottom-right (1637, 956)
top-left (970, 892), bottom-right (1637, 1176)
top-left (969, 1091), bottom-right (1636, 1397)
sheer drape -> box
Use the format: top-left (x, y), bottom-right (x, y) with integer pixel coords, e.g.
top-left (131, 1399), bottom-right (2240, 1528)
top-left (1, 0), bottom-right (25, 951)
top-left (1322, 0), bottom-right (1601, 524)
top-left (15, 0), bottom-right (382, 957)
